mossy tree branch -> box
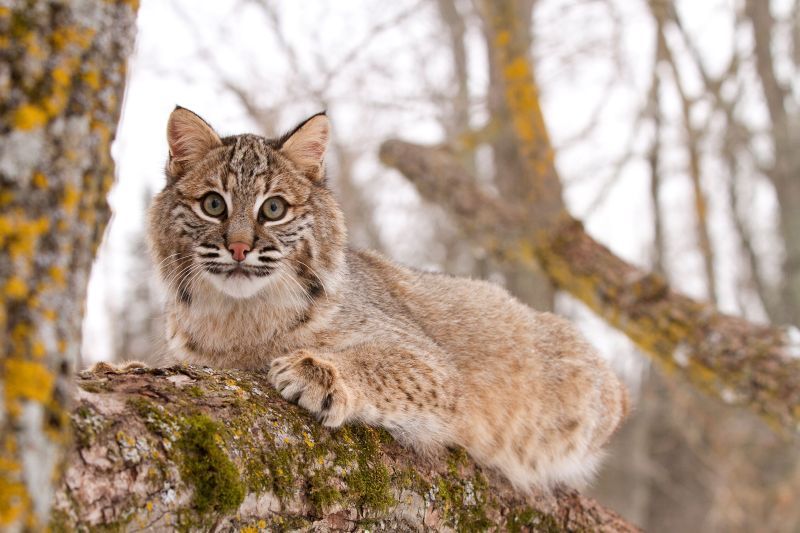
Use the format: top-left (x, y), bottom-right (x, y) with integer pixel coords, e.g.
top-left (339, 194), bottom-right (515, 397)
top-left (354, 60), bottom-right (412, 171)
top-left (0, 1), bottom-right (138, 528)
top-left (54, 365), bottom-right (637, 532)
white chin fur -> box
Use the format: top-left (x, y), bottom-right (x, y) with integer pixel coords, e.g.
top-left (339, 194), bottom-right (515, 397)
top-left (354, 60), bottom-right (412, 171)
top-left (204, 271), bottom-right (273, 299)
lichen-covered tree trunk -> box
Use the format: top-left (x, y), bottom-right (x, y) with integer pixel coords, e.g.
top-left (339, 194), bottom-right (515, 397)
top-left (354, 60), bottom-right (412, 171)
top-left (0, 1), bottom-right (138, 528)
top-left (54, 365), bottom-right (636, 532)
top-left (480, 0), bottom-right (555, 313)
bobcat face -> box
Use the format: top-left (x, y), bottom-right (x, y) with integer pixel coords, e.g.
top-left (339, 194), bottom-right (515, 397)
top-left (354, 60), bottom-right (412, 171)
top-left (149, 108), bottom-right (345, 303)
top-left (172, 137), bottom-right (314, 299)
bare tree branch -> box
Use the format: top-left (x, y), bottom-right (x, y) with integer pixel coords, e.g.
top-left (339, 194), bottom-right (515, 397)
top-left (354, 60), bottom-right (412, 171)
top-left (649, 3), bottom-right (718, 304)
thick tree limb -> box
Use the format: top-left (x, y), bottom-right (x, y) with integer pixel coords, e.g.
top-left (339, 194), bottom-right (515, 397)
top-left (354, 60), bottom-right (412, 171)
top-left (379, 140), bottom-right (800, 435)
top-left (53, 366), bottom-right (636, 532)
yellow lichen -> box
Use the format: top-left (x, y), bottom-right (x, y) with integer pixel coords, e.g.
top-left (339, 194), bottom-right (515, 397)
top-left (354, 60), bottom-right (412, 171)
top-left (0, 457), bottom-right (26, 526)
top-left (12, 105), bottom-right (48, 131)
top-left (0, 214), bottom-right (50, 259)
top-left (495, 30), bottom-right (510, 47)
top-left (3, 359), bottom-right (54, 404)
top-left (48, 266), bottom-right (65, 287)
top-left (4, 277), bottom-right (27, 300)
top-left (82, 70), bottom-right (100, 90)
top-left (51, 66), bottom-right (71, 87)
top-left (62, 184), bottom-right (80, 215)
top-left (31, 341), bottom-right (45, 359)
top-left (31, 173), bottom-right (47, 189)
top-left (50, 25), bottom-right (95, 51)
top-left (22, 33), bottom-right (46, 61)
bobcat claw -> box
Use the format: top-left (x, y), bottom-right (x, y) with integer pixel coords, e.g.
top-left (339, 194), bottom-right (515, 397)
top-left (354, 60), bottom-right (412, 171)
top-left (268, 351), bottom-right (352, 427)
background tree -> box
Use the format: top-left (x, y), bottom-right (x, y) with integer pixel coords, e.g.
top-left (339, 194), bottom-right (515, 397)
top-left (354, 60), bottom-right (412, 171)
top-left (0, 1), bottom-right (138, 528)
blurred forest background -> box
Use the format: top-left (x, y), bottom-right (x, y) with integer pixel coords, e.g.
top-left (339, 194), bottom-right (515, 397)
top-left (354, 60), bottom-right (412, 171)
top-left (80, 0), bottom-right (799, 531)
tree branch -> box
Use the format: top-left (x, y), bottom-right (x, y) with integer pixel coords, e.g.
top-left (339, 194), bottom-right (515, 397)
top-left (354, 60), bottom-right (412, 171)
top-left (379, 139), bottom-right (800, 435)
top-left (53, 366), bottom-right (636, 531)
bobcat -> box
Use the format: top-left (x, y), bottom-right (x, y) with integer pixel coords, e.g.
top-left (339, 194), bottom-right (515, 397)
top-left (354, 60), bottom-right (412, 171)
top-left (147, 106), bottom-right (629, 490)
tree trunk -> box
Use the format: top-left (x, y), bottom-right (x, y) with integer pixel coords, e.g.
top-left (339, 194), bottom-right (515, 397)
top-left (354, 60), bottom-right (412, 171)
top-left (481, 0), bottom-right (555, 312)
top-left (53, 365), bottom-right (637, 532)
top-left (0, 1), bottom-right (138, 528)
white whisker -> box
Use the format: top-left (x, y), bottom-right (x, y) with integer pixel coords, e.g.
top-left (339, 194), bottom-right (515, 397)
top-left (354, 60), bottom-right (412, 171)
top-left (286, 257), bottom-right (330, 303)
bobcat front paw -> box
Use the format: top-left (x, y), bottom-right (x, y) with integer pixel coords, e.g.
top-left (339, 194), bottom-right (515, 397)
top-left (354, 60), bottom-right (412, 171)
top-left (268, 351), bottom-right (352, 427)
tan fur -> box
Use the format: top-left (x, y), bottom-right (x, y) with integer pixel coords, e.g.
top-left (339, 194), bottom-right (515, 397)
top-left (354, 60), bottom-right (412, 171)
top-left (148, 107), bottom-right (629, 491)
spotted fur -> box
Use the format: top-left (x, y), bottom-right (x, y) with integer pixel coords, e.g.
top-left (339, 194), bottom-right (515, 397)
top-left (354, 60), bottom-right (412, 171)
top-left (148, 107), bottom-right (629, 490)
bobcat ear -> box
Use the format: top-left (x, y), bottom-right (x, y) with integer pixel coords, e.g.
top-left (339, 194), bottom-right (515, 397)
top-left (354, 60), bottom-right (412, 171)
top-left (166, 106), bottom-right (222, 178)
top-left (279, 112), bottom-right (329, 181)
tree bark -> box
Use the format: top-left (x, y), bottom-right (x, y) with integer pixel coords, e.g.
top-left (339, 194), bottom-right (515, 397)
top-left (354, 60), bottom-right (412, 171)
top-left (53, 365), bottom-right (637, 532)
top-left (0, 1), bottom-right (138, 529)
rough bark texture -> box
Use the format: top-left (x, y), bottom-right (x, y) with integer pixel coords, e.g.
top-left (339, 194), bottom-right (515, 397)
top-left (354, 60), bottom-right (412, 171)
top-left (53, 365), bottom-right (636, 532)
top-left (0, 1), bottom-right (138, 529)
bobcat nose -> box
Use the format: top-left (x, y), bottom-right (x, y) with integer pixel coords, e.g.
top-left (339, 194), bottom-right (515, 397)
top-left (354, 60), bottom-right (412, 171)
top-left (228, 242), bottom-right (251, 262)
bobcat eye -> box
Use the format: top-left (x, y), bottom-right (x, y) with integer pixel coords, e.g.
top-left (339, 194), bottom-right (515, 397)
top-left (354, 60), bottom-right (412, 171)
top-left (201, 192), bottom-right (226, 217)
top-left (261, 196), bottom-right (287, 221)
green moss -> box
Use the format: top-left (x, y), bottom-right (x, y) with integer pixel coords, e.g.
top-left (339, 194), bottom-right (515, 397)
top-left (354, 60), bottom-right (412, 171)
top-left (506, 506), bottom-right (561, 533)
top-left (48, 508), bottom-right (72, 533)
top-left (308, 469), bottom-right (342, 512)
top-left (344, 426), bottom-right (395, 513)
top-left (176, 414), bottom-right (245, 516)
top-left (394, 466), bottom-right (429, 494)
top-left (185, 385), bottom-right (204, 398)
top-left (243, 450), bottom-right (272, 493)
top-left (348, 462), bottom-right (393, 512)
top-left (446, 447), bottom-right (470, 475)
top-left (127, 398), bottom-right (180, 445)
top-left (78, 380), bottom-right (107, 393)
top-left (265, 445), bottom-right (296, 500)
top-left (431, 470), bottom-right (492, 532)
